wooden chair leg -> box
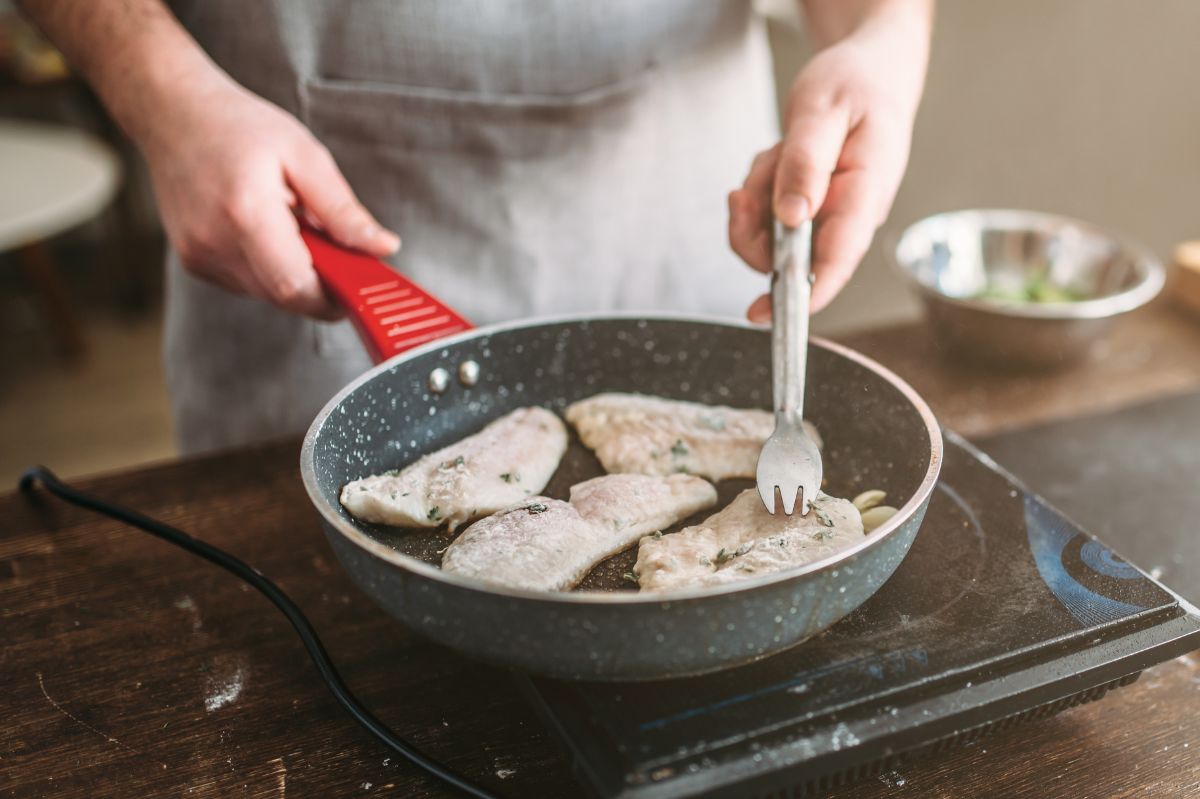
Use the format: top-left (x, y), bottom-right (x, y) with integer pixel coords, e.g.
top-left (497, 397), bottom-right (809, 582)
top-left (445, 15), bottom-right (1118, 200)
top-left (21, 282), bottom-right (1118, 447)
top-left (16, 240), bottom-right (86, 362)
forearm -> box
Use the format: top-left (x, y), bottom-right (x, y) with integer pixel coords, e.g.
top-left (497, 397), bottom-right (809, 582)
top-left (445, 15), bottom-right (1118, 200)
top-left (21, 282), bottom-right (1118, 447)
top-left (800, 0), bottom-right (933, 111)
top-left (15, 0), bottom-right (232, 145)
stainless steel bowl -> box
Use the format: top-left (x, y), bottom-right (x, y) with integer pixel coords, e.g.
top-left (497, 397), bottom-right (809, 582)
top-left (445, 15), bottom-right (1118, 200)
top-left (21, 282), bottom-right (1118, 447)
top-left (891, 209), bottom-right (1165, 369)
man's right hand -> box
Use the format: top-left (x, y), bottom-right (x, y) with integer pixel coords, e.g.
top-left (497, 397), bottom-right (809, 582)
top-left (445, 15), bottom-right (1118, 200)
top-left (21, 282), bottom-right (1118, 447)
top-left (139, 77), bottom-right (399, 320)
top-left (18, 0), bottom-right (400, 321)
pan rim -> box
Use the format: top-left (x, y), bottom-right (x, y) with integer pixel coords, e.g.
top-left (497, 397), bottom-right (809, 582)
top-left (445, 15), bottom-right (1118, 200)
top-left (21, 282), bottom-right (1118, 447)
top-left (301, 311), bottom-right (943, 605)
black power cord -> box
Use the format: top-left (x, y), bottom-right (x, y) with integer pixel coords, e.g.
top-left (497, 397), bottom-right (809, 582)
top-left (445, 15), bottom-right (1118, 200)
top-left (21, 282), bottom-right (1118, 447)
top-left (19, 465), bottom-right (500, 799)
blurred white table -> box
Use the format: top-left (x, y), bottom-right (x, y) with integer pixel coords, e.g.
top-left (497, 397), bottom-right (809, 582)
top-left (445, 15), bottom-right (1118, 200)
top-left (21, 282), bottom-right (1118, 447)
top-left (0, 118), bottom-right (121, 359)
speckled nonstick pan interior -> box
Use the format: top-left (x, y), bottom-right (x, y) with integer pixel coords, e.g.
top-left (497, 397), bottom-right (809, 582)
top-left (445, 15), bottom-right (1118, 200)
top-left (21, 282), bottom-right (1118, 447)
top-left (301, 314), bottom-right (942, 681)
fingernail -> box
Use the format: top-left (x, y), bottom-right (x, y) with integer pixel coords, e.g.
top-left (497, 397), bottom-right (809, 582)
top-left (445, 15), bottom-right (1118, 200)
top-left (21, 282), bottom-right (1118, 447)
top-left (378, 229), bottom-right (401, 253)
top-left (360, 224), bottom-right (400, 253)
top-left (811, 290), bottom-right (829, 313)
top-left (777, 194), bottom-right (810, 225)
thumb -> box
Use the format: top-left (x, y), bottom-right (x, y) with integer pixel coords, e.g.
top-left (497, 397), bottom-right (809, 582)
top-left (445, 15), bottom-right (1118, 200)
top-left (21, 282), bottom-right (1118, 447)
top-left (285, 140), bottom-right (400, 256)
top-left (773, 103), bottom-right (851, 227)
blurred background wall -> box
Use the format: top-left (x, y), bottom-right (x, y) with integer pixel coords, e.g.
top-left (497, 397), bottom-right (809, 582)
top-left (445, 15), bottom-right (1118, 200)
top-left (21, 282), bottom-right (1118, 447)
top-left (1, 0), bottom-right (1199, 480)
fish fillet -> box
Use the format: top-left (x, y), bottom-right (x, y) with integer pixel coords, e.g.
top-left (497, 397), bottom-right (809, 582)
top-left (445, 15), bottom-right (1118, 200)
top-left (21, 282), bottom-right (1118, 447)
top-left (340, 407), bottom-right (567, 531)
top-left (635, 489), bottom-right (864, 592)
top-left (441, 473), bottom-right (717, 591)
top-left (565, 393), bottom-right (820, 481)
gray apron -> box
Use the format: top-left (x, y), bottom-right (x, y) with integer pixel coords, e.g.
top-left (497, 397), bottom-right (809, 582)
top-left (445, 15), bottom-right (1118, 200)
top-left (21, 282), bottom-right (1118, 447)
top-left (165, 0), bottom-right (778, 453)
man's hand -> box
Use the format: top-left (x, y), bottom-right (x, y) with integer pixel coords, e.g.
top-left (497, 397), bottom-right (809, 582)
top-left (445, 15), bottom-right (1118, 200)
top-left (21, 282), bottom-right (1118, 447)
top-left (728, 0), bottom-right (932, 320)
top-left (18, 0), bottom-right (398, 321)
top-left (140, 78), bottom-right (399, 320)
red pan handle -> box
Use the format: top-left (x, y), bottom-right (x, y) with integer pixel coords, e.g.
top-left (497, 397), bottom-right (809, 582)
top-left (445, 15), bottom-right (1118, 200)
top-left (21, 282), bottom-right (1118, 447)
top-left (299, 224), bottom-right (473, 364)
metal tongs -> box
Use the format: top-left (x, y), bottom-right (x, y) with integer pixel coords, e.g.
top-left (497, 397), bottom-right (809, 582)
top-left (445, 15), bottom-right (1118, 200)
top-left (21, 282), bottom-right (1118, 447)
top-left (756, 220), bottom-right (824, 516)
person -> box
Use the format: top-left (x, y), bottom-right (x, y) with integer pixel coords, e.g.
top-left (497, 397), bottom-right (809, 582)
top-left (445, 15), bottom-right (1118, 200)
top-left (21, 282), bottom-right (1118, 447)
top-left (19, 1), bottom-right (932, 453)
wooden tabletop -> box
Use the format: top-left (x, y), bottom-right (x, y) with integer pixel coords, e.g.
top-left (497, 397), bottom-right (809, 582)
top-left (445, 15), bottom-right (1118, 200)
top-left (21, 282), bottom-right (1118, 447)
top-left (837, 297), bottom-right (1200, 439)
top-left (3, 302), bottom-right (1200, 798)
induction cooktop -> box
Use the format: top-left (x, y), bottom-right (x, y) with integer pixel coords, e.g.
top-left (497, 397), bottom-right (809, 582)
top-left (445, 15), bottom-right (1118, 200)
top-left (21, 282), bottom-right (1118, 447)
top-left (519, 431), bottom-right (1200, 798)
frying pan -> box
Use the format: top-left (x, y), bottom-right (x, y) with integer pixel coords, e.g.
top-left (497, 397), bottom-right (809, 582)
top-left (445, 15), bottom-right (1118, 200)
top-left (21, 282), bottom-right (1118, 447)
top-left (300, 230), bottom-right (943, 681)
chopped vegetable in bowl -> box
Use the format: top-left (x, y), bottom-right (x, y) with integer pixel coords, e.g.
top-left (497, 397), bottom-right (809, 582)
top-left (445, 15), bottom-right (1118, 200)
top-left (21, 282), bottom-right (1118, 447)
top-left (975, 271), bottom-right (1085, 304)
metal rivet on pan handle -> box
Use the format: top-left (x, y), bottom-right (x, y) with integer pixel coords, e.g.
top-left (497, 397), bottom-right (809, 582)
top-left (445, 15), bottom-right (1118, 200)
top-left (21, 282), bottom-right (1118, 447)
top-left (427, 367), bottom-right (450, 394)
top-left (458, 360), bottom-right (480, 387)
